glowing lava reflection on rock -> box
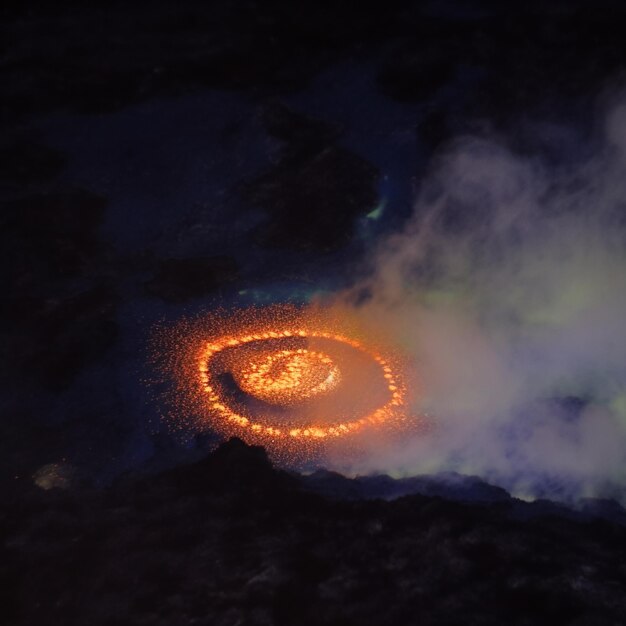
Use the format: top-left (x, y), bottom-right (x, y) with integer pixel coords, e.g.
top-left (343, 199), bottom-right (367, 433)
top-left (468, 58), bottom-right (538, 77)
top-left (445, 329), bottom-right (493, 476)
top-left (153, 304), bottom-right (410, 460)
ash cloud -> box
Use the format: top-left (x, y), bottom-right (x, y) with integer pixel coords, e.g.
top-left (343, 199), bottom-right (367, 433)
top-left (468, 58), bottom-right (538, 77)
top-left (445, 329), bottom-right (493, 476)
top-left (332, 96), bottom-right (626, 503)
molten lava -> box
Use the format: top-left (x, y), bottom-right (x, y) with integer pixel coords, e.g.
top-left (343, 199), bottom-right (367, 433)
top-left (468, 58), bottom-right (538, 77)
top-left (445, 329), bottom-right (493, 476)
top-left (152, 304), bottom-right (412, 460)
top-left (235, 348), bottom-right (340, 406)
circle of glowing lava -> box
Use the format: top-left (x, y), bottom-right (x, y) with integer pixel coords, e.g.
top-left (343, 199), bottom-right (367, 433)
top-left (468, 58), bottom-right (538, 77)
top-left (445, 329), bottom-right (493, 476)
top-left (235, 349), bottom-right (341, 406)
top-left (199, 330), bottom-right (402, 439)
top-left (152, 305), bottom-right (410, 456)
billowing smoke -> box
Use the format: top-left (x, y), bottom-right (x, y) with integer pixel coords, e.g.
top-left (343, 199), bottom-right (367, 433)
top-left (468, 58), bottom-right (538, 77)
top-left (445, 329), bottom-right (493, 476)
top-left (330, 96), bottom-right (626, 503)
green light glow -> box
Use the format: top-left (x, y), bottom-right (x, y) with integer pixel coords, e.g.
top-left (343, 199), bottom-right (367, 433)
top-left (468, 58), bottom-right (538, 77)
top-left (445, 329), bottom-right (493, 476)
top-left (524, 282), bottom-right (595, 327)
top-left (366, 198), bottom-right (387, 221)
top-left (611, 393), bottom-right (626, 429)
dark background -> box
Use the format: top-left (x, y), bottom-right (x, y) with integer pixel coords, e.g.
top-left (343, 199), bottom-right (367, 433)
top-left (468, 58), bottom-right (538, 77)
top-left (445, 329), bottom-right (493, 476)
top-left (2, 0), bottom-right (625, 485)
top-left (5, 3), bottom-right (626, 625)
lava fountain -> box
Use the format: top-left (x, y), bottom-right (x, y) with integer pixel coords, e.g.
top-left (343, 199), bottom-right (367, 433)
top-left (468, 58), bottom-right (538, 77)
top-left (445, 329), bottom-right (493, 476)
top-left (151, 304), bottom-right (416, 463)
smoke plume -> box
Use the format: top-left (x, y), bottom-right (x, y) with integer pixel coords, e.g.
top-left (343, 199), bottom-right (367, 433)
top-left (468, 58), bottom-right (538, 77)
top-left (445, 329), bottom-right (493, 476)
top-left (332, 97), bottom-right (626, 503)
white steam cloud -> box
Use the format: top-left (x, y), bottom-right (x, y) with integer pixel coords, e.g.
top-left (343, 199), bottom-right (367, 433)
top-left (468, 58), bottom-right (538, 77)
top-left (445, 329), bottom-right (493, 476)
top-left (332, 97), bottom-right (626, 503)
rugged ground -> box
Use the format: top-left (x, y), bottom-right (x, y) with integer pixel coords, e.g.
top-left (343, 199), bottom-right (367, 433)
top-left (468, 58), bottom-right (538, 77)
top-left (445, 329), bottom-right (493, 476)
top-left (4, 438), bottom-right (626, 626)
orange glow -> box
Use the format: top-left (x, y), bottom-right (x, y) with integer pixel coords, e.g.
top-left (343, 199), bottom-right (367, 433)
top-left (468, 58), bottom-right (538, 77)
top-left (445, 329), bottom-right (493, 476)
top-left (152, 304), bottom-right (413, 460)
top-left (236, 349), bottom-right (340, 406)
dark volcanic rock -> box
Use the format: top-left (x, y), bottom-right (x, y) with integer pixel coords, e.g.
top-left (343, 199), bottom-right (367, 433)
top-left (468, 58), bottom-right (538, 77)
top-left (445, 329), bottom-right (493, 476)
top-left (1, 189), bottom-right (108, 288)
top-left (144, 255), bottom-right (240, 302)
top-left (245, 104), bottom-right (379, 251)
top-left (0, 0), bottom-right (392, 121)
top-left (417, 106), bottom-right (456, 153)
top-left (262, 101), bottom-right (341, 158)
top-left (0, 134), bottom-right (67, 186)
top-left (7, 283), bottom-right (119, 390)
top-left (578, 498), bottom-right (626, 526)
top-left (5, 438), bottom-right (626, 626)
top-left (1, 189), bottom-right (119, 390)
top-left (152, 437), bottom-right (298, 497)
top-left (378, 40), bottom-right (460, 102)
top-left (304, 470), bottom-right (512, 503)
top-left (3, 1), bottom-right (626, 128)
top-left (33, 286), bottom-right (118, 387)
top-left (247, 146), bottom-right (379, 251)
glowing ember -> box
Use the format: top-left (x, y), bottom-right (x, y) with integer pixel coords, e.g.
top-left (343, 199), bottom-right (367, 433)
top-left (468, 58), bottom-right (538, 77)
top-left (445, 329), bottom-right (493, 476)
top-left (152, 304), bottom-right (412, 460)
top-left (235, 349), bottom-right (340, 406)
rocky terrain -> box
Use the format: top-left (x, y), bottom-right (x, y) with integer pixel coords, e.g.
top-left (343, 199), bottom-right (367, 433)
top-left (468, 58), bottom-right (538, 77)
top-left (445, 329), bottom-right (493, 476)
top-left (4, 438), bottom-right (626, 626)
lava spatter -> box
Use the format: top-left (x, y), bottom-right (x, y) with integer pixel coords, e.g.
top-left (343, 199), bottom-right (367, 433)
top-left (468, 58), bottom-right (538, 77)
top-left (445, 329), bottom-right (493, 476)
top-left (152, 304), bottom-right (411, 461)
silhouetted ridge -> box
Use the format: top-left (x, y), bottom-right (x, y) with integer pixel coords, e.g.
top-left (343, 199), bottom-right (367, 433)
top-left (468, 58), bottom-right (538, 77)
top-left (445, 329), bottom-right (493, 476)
top-left (6, 440), bottom-right (626, 625)
top-left (206, 436), bottom-right (271, 471)
top-left (154, 437), bottom-right (297, 497)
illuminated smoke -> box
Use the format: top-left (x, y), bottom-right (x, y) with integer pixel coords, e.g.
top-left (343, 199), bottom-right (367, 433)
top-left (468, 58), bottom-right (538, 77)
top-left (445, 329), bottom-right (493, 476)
top-left (331, 95), bottom-right (626, 502)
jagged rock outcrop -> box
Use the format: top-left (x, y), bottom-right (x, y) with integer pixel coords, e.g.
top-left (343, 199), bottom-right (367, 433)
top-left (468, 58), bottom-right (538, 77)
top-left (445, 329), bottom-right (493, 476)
top-left (4, 438), bottom-right (626, 626)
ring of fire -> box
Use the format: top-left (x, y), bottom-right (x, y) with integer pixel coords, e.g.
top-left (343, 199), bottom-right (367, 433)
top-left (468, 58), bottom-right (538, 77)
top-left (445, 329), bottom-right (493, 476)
top-left (198, 329), bottom-right (404, 439)
top-left (152, 304), bottom-right (411, 459)
top-left (235, 348), bottom-right (341, 405)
